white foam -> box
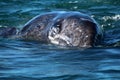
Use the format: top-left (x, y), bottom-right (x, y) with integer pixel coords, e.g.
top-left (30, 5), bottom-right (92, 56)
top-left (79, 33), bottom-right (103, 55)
top-left (102, 14), bottom-right (120, 21)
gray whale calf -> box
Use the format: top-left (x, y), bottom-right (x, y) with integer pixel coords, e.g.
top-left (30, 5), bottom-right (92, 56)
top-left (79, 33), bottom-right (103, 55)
top-left (0, 11), bottom-right (103, 47)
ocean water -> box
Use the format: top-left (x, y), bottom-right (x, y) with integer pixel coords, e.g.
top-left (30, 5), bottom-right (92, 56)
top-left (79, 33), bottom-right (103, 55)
top-left (0, 0), bottom-right (120, 80)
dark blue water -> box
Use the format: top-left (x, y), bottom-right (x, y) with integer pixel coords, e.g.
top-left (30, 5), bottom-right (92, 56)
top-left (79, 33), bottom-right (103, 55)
top-left (0, 0), bottom-right (120, 80)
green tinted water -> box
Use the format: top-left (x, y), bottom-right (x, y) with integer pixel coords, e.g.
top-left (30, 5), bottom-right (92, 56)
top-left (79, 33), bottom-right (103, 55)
top-left (0, 0), bottom-right (120, 80)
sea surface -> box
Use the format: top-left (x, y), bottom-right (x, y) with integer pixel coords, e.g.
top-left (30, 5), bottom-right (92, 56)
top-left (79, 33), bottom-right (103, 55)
top-left (0, 0), bottom-right (120, 80)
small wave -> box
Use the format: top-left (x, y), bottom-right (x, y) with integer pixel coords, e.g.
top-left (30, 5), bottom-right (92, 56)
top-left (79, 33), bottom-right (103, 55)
top-left (102, 14), bottom-right (120, 21)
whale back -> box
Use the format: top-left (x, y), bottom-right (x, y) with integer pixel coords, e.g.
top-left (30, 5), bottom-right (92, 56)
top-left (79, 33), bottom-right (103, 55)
top-left (20, 12), bottom-right (58, 41)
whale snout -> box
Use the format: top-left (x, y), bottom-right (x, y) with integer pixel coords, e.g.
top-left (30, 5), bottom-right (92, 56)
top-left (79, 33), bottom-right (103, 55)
top-left (48, 15), bottom-right (100, 47)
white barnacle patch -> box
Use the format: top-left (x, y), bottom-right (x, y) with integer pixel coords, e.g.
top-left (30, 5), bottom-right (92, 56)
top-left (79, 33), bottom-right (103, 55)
top-left (83, 44), bottom-right (87, 47)
top-left (82, 43), bottom-right (91, 47)
top-left (75, 27), bottom-right (82, 32)
top-left (48, 28), bottom-right (59, 45)
top-left (85, 35), bottom-right (89, 38)
top-left (48, 35), bottom-right (59, 45)
top-left (58, 34), bottom-right (71, 45)
top-left (79, 29), bottom-right (82, 32)
top-left (52, 27), bottom-right (59, 34)
top-left (48, 28), bottom-right (71, 46)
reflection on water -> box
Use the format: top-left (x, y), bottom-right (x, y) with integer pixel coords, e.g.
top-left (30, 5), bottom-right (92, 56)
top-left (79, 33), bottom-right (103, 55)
top-left (0, 0), bottom-right (120, 80)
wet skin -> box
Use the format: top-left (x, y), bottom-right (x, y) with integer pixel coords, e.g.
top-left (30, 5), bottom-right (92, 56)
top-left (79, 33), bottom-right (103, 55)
top-left (0, 11), bottom-right (103, 47)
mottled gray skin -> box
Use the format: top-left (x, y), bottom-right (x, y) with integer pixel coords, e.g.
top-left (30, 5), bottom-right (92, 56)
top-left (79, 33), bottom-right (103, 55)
top-left (1, 11), bottom-right (103, 47)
